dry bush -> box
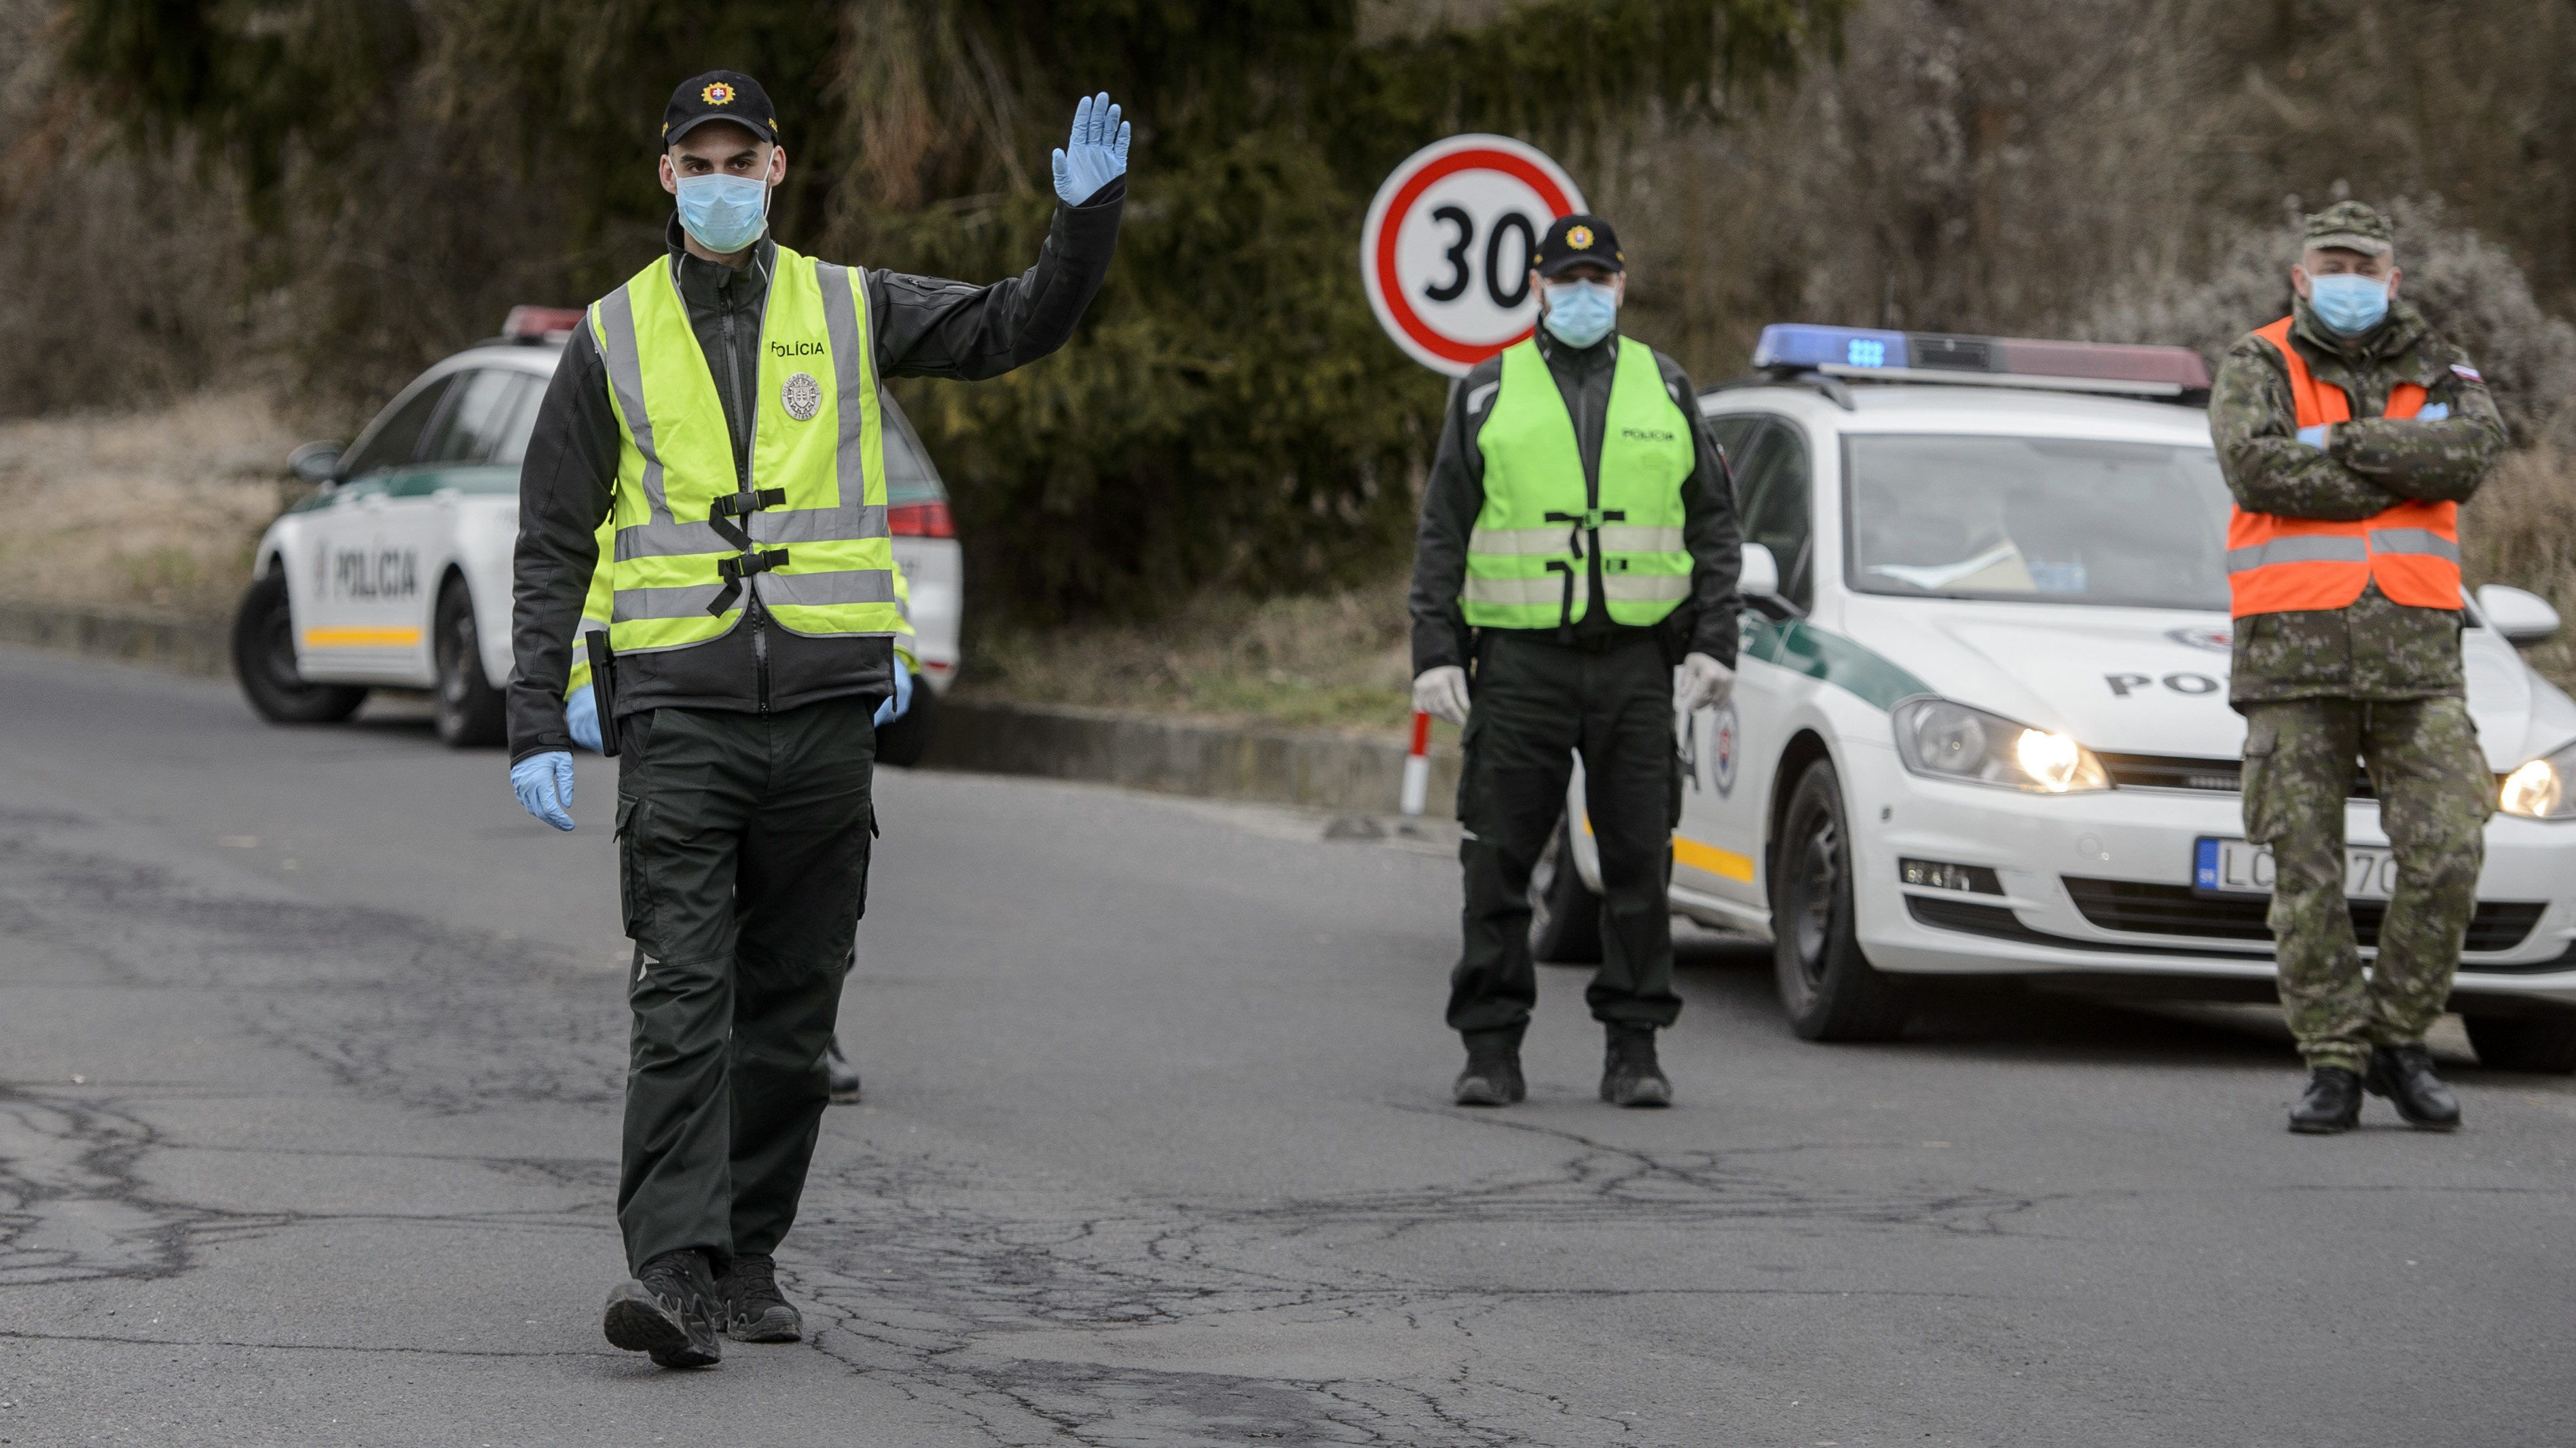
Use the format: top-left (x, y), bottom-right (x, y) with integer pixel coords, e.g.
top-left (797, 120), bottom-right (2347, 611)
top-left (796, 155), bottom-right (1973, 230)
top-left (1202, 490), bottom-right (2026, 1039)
top-left (2464, 445), bottom-right (2576, 689)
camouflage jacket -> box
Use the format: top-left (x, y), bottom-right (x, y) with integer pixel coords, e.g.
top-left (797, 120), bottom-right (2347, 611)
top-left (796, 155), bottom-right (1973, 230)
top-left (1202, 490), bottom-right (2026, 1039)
top-left (2207, 295), bottom-right (2507, 706)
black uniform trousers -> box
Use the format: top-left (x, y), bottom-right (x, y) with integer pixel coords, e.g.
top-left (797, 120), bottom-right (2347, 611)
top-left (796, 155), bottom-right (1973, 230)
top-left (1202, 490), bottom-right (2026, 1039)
top-left (1448, 630), bottom-right (1682, 1042)
top-left (612, 698), bottom-right (875, 1272)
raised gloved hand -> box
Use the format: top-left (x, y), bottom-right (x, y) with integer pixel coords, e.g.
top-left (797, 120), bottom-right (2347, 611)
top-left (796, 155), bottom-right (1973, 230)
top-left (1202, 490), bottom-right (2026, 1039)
top-left (566, 689), bottom-right (602, 753)
top-left (873, 657), bottom-right (914, 728)
top-left (511, 752), bottom-right (576, 831)
top-left (2294, 423), bottom-right (2329, 449)
top-left (1675, 652), bottom-right (1735, 714)
top-left (1413, 665), bottom-right (1471, 727)
top-left (1051, 92), bottom-right (1130, 206)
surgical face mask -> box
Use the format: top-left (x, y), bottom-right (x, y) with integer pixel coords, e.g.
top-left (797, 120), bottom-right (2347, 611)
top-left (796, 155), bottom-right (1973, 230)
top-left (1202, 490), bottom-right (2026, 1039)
top-left (674, 171), bottom-right (771, 255)
top-left (1541, 278), bottom-right (1619, 349)
top-left (2308, 271), bottom-right (2391, 336)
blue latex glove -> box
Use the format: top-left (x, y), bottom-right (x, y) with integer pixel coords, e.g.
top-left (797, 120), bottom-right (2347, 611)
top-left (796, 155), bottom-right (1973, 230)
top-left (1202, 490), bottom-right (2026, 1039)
top-left (566, 689), bottom-right (602, 753)
top-left (873, 657), bottom-right (913, 727)
top-left (1050, 92), bottom-right (1130, 206)
top-left (2294, 424), bottom-right (2328, 449)
top-left (2416, 401), bottom-right (2450, 420)
top-left (511, 752), bottom-right (576, 831)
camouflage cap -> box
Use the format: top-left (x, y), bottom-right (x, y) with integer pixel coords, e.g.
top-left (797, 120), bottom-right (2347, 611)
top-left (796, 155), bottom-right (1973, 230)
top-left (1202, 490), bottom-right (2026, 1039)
top-left (2302, 200), bottom-right (2394, 257)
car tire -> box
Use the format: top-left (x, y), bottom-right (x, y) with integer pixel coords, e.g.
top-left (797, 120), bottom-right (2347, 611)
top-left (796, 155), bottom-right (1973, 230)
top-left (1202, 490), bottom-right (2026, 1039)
top-left (1529, 810), bottom-right (1604, 964)
top-left (872, 678), bottom-right (938, 768)
top-left (232, 569), bottom-right (367, 725)
top-left (432, 578), bottom-right (507, 748)
top-left (1772, 760), bottom-right (1911, 1042)
top-left (2463, 1014), bottom-right (2576, 1074)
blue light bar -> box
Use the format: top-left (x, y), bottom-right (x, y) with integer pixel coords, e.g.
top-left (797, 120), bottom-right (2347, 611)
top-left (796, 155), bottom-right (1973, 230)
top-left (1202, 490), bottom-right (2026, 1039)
top-left (1754, 324), bottom-right (1909, 372)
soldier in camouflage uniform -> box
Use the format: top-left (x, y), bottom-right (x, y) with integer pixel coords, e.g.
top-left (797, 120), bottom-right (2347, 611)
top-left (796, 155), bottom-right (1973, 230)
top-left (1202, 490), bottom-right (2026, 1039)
top-left (2208, 201), bottom-right (2506, 1134)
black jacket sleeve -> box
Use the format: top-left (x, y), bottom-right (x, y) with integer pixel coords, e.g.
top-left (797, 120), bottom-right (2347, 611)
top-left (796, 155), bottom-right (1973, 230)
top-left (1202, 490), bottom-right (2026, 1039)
top-left (506, 325), bottom-right (620, 762)
top-left (1407, 357), bottom-right (1507, 676)
top-left (870, 179), bottom-right (1125, 380)
top-left (1657, 352), bottom-right (1743, 667)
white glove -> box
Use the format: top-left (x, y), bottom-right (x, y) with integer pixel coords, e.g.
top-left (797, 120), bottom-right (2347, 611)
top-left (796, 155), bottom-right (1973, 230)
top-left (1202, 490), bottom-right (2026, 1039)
top-left (1675, 652), bottom-right (1735, 714)
top-left (1412, 665), bottom-right (1471, 726)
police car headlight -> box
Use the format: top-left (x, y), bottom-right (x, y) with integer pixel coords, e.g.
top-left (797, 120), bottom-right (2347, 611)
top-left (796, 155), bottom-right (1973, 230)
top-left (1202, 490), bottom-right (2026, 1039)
top-left (2499, 740), bottom-right (2576, 820)
top-left (1894, 698), bottom-right (2110, 794)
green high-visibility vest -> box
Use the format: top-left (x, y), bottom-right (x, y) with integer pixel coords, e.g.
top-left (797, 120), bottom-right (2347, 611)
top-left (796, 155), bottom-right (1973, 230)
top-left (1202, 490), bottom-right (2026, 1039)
top-left (587, 243), bottom-right (901, 655)
top-left (1463, 336), bottom-right (1695, 630)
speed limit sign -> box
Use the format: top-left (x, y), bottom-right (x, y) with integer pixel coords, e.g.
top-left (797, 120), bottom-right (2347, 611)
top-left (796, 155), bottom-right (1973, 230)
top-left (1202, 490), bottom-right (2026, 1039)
top-left (1360, 134), bottom-right (1589, 377)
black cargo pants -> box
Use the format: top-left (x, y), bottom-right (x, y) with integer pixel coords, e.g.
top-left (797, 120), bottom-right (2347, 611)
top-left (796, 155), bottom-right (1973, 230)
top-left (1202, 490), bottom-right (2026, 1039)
top-left (612, 698), bottom-right (875, 1273)
top-left (1449, 630), bottom-right (1681, 1043)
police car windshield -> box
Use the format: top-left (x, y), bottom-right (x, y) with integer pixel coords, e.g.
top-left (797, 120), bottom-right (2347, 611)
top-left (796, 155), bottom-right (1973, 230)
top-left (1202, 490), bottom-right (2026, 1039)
top-left (1845, 433), bottom-right (2232, 611)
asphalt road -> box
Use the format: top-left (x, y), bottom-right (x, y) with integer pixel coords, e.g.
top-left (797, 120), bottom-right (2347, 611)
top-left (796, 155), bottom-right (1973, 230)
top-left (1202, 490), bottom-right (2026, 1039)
top-left (1, 643), bottom-right (2570, 1446)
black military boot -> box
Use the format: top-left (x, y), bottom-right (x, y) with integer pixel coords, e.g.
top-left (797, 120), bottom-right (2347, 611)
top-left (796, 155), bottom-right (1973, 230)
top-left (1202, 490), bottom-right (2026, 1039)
top-left (2287, 1066), bottom-right (2363, 1134)
top-left (824, 1035), bottom-right (862, 1105)
top-left (1453, 1034), bottom-right (1526, 1106)
top-left (716, 1253), bottom-right (805, 1343)
top-left (1600, 1025), bottom-right (1672, 1108)
top-left (603, 1248), bottom-right (722, 1368)
top-left (2366, 1043), bottom-right (2464, 1130)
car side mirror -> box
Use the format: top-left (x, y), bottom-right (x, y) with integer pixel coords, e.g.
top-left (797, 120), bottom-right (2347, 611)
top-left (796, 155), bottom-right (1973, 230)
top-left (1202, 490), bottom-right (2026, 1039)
top-left (1740, 541), bottom-right (1782, 598)
top-left (2477, 583), bottom-right (2562, 648)
top-left (289, 441), bottom-right (345, 486)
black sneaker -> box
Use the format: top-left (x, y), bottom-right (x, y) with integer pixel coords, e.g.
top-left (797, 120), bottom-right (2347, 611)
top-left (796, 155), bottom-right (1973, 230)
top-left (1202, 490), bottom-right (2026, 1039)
top-left (1600, 1025), bottom-right (1672, 1108)
top-left (2288, 1066), bottom-right (2363, 1134)
top-left (824, 1036), bottom-right (862, 1105)
top-left (2365, 1043), bottom-right (2463, 1130)
top-left (716, 1253), bottom-right (805, 1343)
top-left (602, 1248), bottom-right (722, 1368)
top-left (1453, 1038), bottom-right (1526, 1106)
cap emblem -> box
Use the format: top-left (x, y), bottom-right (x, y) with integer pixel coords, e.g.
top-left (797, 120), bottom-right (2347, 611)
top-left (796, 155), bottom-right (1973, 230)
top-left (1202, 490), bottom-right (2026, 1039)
top-left (1566, 225), bottom-right (1594, 250)
top-left (781, 372), bottom-right (822, 422)
top-left (701, 82), bottom-right (736, 106)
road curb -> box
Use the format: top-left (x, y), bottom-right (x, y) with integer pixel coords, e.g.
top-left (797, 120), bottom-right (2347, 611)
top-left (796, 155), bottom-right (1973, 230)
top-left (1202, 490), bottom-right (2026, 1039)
top-left (921, 698), bottom-right (1462, 819)
top-left (0, 602), bottom-right (231, 678)
top-left (0, 600), bottom-right (1460, 818)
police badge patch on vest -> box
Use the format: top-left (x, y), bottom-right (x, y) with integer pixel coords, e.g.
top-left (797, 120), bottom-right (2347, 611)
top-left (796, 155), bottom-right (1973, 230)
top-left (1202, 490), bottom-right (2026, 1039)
top-left (782, 372), bottom-right (822, 421)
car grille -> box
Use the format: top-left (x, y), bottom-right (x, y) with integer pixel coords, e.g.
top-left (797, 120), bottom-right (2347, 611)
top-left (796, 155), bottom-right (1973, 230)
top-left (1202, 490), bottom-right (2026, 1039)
top-left (2097, 753), bottom-right (2376, 799)
top-left (2061, 876), bottom-right (2545, 953)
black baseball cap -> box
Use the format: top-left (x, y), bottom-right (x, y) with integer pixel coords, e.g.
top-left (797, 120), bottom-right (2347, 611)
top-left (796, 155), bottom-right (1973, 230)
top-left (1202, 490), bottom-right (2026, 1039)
top-left (662, 71), bottom-right (778, 149)
top-left (1532, 214), bottom-right (1623, 278)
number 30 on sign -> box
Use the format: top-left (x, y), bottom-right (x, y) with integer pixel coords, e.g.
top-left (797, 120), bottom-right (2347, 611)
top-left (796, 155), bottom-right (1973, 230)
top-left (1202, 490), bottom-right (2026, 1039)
top-left (1359, 134), bottom-right (1589, 377)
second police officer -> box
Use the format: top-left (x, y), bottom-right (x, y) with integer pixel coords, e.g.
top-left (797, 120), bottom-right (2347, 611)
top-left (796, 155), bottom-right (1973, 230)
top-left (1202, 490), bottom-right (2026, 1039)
top-left (506, 71), bottom-right (1129, 1369)
top-left (1409, 215), bottom-right (1745, 1109)
top-left (2209, 200), bottom-right (2506, 1135)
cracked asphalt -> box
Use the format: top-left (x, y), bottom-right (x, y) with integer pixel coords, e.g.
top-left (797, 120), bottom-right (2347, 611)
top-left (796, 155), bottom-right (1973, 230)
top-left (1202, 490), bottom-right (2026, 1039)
top-left (1, 642), bottom-right (2571, 1445)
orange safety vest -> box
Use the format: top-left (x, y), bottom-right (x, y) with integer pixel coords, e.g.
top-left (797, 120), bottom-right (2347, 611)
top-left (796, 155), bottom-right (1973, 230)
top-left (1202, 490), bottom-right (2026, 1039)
top-left (2226, 317), bottom-right (2460, 617)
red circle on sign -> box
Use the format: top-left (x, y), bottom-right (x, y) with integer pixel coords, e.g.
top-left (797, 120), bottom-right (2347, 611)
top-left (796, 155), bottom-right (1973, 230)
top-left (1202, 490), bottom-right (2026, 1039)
top-left (1372, 147), bottom-right (1579, 368)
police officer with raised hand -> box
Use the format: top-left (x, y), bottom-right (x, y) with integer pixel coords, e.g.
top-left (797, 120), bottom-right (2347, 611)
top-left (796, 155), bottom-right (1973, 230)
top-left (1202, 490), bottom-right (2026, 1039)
top-left (1409, 215), bottom-right (1743, 1110)
top-left (2209, 200), bottom-right (2505, 1134)
top-left (506, 71), bottom-right (1127, 1369)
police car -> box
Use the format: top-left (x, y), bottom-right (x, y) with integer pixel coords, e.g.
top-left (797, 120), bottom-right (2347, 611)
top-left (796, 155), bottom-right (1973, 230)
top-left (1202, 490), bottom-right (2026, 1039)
top-left (231, 307), bottom-right (965, 759)
top-left (1532, 323), bottom-right (2576, 1071)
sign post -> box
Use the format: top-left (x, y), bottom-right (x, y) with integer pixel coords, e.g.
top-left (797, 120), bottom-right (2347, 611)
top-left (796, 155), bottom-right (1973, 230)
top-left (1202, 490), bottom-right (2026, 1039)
top-left (1359, 134), bottom-right (1589, 378)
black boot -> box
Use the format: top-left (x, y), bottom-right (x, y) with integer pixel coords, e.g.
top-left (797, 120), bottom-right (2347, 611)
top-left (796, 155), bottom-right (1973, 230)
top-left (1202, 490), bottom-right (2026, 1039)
top-left (824, 1035), bottom-right (862, 1105)
top-left (1453, 1034), bottom-right (1526, 1106)
top-left (2366, 1043), bottom-right (2463, 1130)
top-left (603, 1248), bottom-right (722, 1368)
top-left (716, 1253), bottom-right (805, 1343)
top-left (2288, 1066), bottom-right (2363, 1134)
top-left (1600, 1025), bottom-right (1672, 1108)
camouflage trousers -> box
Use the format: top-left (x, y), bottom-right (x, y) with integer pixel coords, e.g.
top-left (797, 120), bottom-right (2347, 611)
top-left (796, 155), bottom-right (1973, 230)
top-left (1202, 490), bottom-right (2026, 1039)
top-left (2241, 696), bottom-right (2492, 1073)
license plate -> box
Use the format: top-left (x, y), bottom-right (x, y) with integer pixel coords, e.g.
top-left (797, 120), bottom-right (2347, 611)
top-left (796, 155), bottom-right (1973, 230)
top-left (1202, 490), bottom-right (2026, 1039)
top-left (2194, 837), bottom-right (2399, 901)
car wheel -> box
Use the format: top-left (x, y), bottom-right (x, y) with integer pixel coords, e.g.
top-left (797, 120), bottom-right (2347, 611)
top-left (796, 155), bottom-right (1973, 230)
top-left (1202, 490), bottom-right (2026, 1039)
top-left (1772, 759), bottom-right (1910, 1042)
top-left (231, 569), bottom-right (367, 725)
top-left (2463, 1014), bottom-right (2576, 1074)
top-left (1529, 810), bottom-right (1604, 964)
top-left (433, 579), bottom-right (507, 748)
top-left (872, 678), bottom-right (939, 768)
